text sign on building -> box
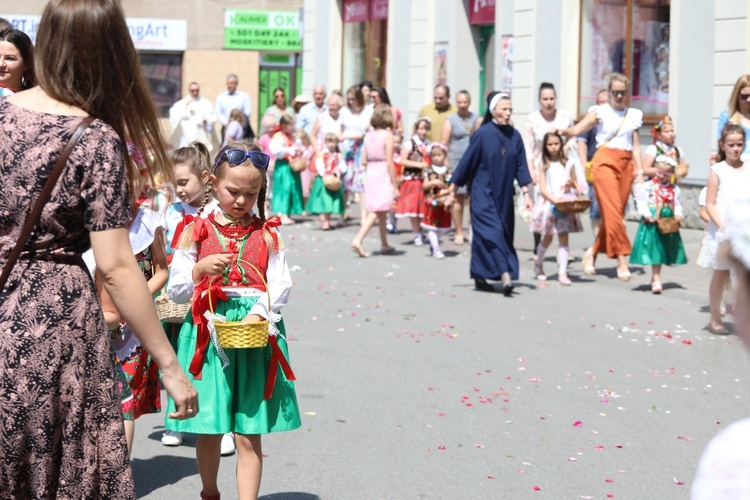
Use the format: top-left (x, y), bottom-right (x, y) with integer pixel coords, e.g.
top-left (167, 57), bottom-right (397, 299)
top-left (127, 18), bottom-right (187, 51)
top-left (224, 10), bottom-right (301, 51)
top-left (343, 0), bottom-right (369, 23)
top-left (469, 0), bottom-right (496, 25)
top-left (0, 14), bottom-right (187, 51)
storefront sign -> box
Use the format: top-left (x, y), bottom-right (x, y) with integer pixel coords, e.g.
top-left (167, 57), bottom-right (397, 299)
top-left (0, 14), bottom-right (187, 51)
top-left (261, 53), bottom-right (295, 66)
top-left (370, 0), bottom-right (389, 21)
top-left (224, 10), bottom-right (301, 51)
top-left (127, 18), bottom-right (187, 51)
top-left (470, 0), bottom-right (496, 25)
top-left (343, 0), bottom-right (369, 23)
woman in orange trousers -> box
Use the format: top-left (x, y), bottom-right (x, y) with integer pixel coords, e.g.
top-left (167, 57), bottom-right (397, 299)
top-left (559, 73), bottom-right (644, 280)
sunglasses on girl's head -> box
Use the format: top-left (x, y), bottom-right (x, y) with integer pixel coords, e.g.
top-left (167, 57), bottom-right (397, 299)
top-left (213, 149), bottom-right (270, 172)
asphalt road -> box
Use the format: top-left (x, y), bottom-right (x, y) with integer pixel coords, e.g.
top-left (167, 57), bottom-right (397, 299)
top-left (131, 211), bottom-right (750, 499)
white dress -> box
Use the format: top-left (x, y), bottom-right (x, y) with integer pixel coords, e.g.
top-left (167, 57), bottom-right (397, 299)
top-left (529, 160), bottom-right (584, 235)
top-left (693, 419), bottom-right (750, 499)
top-left (697, 161), bottom-right (750, 270)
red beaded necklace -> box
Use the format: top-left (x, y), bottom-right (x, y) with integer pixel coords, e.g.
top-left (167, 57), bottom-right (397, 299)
top-left (208, 212), bottom-right (253, 240)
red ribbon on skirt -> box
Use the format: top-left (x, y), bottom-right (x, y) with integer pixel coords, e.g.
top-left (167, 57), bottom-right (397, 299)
top-left (264, 335), bottom-right (296, 400)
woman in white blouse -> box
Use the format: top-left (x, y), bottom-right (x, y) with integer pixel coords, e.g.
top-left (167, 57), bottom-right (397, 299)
top-left (560, 73), bottom-right (643, 281)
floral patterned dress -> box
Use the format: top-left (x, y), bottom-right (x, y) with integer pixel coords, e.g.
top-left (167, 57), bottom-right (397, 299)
top-left (0, 99), bottom-right (136, 498)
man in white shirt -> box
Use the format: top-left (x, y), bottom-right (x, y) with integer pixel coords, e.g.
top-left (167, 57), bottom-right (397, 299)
top-left (214, 73), bottom-right (253, 139)
top-left (296, 85), bottom-right (328, 136)
top-left (169, 82), bottom-right (219, 152)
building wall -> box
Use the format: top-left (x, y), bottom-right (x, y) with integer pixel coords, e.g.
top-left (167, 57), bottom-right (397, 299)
top-left (511, 0), bottom-right (536, 126)
top-left (407, 0), bottom-right (436, 124)
top-left (712, 0), bottom-right (750, 145)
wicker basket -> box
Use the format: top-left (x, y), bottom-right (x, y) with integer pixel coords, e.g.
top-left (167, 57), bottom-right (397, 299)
top-left (323, 173), bottom-right (342, 191)
top-left (289, 155), bottom-right (307, 173)
top-left (155, 292), bottom-right (191, 324)
top-left (553, 198), bottom-right (592, 215)
top-left (657, 217), bottom-right (680, 234)
top-left (208, 259), bottom-right (270, 349)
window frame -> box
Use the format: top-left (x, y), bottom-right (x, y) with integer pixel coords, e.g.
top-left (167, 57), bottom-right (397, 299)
top-left (577, 0), bottom-right (669, 124)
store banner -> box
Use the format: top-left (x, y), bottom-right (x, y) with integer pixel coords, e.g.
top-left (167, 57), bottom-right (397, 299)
top-left (343, 0), bottom-right (369, 23)
top-left (128, 18), bottom-right (188, 51)
top-left (370, 0), bottom-right (389, 21)
top-left (470, 0), bottom-right (496, 25)
top-left (0, 14), bottom-right (187, 51)
top-left (224, 10), bottom-right (301, 51)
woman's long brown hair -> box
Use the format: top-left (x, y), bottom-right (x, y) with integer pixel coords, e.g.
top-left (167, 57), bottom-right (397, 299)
top-left (34, 0), bottom-right (173, 203)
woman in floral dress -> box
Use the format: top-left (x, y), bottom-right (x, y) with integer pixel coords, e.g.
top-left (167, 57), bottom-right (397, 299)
top-left (0, 0), bottom-right (197, 498)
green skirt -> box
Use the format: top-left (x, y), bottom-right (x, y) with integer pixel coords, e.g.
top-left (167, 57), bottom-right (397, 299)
top-left (165, 295), bottom-right (301, 435)
top-left (271, 160), bottom-right (304, 215)
top-left (630, 207), bottom-right (687, 266)
top-left (306, 176), bottom-right (345, 215)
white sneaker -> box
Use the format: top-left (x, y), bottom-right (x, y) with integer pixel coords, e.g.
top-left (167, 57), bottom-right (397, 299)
top-left (161, 430), bottom-right (183, 446)
top-left (413, 235), bottom-right (424, 246)
top-left (433, 250), bottom-right (445, 259)
top-left (221, 433), bottom-right (236, 456)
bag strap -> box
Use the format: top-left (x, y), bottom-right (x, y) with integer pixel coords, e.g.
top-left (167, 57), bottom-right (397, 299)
top-left (594, 110), bottom-right (628, 157)
top-left (0, 116), bottom-right (95, 291)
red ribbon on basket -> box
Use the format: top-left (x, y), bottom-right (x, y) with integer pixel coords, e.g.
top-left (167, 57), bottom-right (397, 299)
top-left (264, 335), bottom-right (296, 400)
top-left (189, 278), bottom-right (228, 379)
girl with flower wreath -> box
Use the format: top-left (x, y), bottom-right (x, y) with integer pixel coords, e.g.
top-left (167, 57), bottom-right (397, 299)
top-left (641, 116), bottom-right (688, 181)
top-left (167, 140), bottom-right (300, 500)
top-left (629, 156), bottom-right (687, 294)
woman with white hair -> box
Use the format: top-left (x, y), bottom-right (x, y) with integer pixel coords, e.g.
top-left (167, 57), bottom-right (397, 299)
top-left (444, 91), bottom-right (533, 295)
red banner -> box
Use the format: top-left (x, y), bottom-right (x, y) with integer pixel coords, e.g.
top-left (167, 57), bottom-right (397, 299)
top-left (470, 0), bottom-right (496, 25)
top-left (343, 0), bottom-right (369, 23)
top-left (371, 0), bottom-right (389, 21)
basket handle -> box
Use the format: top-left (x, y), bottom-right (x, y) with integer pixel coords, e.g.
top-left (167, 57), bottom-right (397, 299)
top-left (207, 258), bottom-right (272, 319)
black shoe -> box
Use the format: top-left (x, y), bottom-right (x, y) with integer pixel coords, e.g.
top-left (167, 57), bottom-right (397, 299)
top-left (502, 283), bottom-right (514, 296)
top-left (475, 279), bottom-right (494, 292)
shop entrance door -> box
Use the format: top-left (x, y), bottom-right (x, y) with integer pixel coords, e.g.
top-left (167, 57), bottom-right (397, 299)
top-left (258, 53), bottom-right (299, 130)
top-left (478, 25), bottom-right (496, 115)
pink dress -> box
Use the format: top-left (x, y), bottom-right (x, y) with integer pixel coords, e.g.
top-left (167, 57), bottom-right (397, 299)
top-left (364, 130), bottom-right (395, 212)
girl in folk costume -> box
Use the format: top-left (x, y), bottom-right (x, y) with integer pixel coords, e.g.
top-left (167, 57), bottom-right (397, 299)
top-left (529, 132), bottom-right (584, 285)
top-left (698, 124), bottom-right (750, 335)
top-left (386, 133), bottom-right (403, 234)
top-left (96, 154), bottom-right (169, 457)
top-left (160, 142), bottom-right (235, 454)
top-left (396, 117), bottom-right (432, 246)
top-left (641, 116), bottom-right (688, 180)
top-left (629, 156), bottom-right (687, 293)
top-left (269, 114), bottom-right (304, 225)
top-left (167, 141), bottom-right (300, 499)
top-left (306, 132), bottom-right (347, 229)
top-left (421, 143), bottom-right (453, 259)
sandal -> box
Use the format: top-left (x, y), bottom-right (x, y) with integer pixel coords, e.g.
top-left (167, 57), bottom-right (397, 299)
top-left (708, 324), bottom-right (730, 336)
top-left (582, 248), bottom-right (596, 275)
top-left (454, 234), bottom-right (465, 246)
top-left (351, 241), bottom-right (368, 258)
top-left (380, 246), bottom-right (396, 255)
top-left (558, 274), bottom-right (572, 286)
top-left (200, 493), bottom-right (220, 500)
top-left (651, 281), bottom-right (663, 294)
top-left (617, 269), bottom-right (632, 281)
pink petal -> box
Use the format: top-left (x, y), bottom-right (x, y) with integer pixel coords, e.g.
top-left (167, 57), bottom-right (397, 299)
top-left (487, 476), bottom-right (495, 479)
top-left (595, 445), bottom-right (605, 451)
top-left (674, 477), bottom-right (684, 485)
top-left (533, 486), bottom-right (541, 491)
top-left (678, 436), bottom-right (693, 441)
top-left (605, 478), bottom-right (614, 483)
top-left (475, 444), bottom-right (484, 448)
top-left (573, 421), bottom-right (583, 427)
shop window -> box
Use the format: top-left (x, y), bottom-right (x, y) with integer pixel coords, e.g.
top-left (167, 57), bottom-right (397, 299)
top-left (341, 0), bottom-right (388, 91)
top-left (139, 53), bottom-right (183, 117)
top-left (578, 0), bottom-right (670, 120)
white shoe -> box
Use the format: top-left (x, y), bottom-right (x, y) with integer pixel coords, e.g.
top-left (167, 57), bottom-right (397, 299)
top-left (161, 430), bottom-right (183, 446)
top-left (221, 433), bottom-right (236, 456)
top-left (413, 235), bottom-right (424, 246)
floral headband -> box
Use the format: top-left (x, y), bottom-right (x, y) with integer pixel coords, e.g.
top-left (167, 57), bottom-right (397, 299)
top-left (728, 195), bottom-right (750, 270)
top-left (651, 116), bottom-right (673, 141)
top-left (654, 154), bottom-right (677, 168)
top-left (429, 142), bottom-right (448, 154)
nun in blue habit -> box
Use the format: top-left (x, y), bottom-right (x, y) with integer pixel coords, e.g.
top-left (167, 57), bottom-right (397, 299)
top-left (445, 92), bottom-right (534, 295)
